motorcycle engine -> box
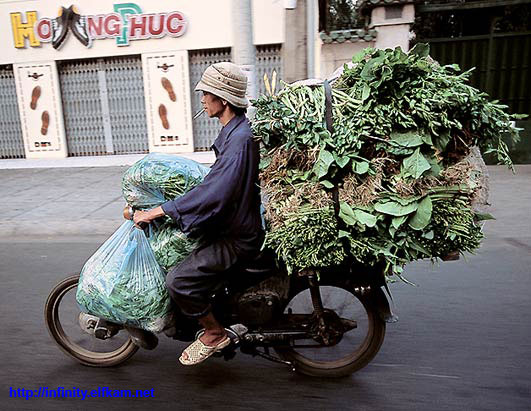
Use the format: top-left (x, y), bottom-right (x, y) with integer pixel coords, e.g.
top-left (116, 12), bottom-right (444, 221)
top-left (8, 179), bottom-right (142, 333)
top-left (236, 291), bottom-right (281, 326)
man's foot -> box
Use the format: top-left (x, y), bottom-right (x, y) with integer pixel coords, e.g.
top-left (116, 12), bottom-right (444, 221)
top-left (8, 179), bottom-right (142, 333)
top-left (179, 334), bottom-right (230, 366)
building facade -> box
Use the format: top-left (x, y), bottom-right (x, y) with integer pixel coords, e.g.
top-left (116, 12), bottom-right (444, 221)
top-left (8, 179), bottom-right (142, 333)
top-left (0, 0), bottom-right (285, 160)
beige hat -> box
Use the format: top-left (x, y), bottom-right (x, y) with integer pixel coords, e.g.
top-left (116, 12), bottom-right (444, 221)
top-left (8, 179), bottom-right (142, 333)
top-left (194, 62), bottom-right (249, 108)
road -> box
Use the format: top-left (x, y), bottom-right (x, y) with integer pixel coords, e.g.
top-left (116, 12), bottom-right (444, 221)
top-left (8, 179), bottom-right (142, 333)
top-left (0, 166), bottom-right (530, 410)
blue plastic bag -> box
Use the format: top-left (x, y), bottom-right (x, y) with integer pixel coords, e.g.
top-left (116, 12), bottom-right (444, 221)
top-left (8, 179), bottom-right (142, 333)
top-left (76, 220), bottom-right (172, 333)
top-left (122, 153), bottom-right (210, 210)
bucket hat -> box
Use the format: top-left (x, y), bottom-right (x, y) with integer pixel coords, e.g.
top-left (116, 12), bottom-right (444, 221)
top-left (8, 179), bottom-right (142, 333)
top-left (194, 62), bottom-right (249, 108)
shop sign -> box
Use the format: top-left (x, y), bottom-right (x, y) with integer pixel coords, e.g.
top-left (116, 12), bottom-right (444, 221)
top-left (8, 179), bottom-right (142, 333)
top-left (10, 3), bottom-right (187, 49)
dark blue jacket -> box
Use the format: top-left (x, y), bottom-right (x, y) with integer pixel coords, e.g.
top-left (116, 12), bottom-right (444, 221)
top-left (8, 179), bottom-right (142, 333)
top-left (161, 115), bottom-right (263, 249)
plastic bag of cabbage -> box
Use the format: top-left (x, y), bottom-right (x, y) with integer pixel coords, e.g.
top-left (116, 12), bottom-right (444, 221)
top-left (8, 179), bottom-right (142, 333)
top-left (76, 154), bottom-right (210, 331)
top-left (122, 153), bottom-right (210, 210)
top-left (76, 220), bottom-right (172, 333)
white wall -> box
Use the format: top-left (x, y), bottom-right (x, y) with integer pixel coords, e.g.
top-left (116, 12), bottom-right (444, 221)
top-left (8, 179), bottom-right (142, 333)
top-left (1, 0), bottom-right (284, 65)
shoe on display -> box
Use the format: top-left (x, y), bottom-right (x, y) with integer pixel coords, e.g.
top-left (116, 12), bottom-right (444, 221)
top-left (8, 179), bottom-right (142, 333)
top-left (30, 86), bottom-right (41, 110)
top-left (161, 77), bottom-right (177, 102)
top-left (51, 6), bottom-right (71, 50)
top-left (69, 5), bottom-right (92, 48)
top-left (159, 104), bottom-right (170, 130)
top-left (41, 111), bottom-right (50, 136)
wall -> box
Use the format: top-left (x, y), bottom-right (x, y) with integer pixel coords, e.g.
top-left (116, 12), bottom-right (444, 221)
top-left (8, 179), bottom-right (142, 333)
top-left (320, 40), bottom-right (375, 79)
top-left (372, 4), bottom-right (414, 51)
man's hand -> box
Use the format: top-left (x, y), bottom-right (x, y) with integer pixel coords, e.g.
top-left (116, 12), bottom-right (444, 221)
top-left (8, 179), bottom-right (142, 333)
top-left (133, 206), bottom-right (166, 228)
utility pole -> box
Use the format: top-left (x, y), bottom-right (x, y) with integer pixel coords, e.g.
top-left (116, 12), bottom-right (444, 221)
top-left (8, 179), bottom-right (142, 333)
top-left (307, 0), bottom-right (317, 78)
top-left (232, 0), bottom-right (257, 114)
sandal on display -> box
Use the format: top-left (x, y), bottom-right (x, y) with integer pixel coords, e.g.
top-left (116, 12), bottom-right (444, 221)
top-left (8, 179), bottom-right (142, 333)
top-left (179, 336), bottom-right (231, 366)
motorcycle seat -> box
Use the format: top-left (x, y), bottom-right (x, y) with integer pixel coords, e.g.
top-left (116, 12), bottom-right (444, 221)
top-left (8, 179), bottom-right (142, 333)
top-left (242, 250), bottom-right (276, 275)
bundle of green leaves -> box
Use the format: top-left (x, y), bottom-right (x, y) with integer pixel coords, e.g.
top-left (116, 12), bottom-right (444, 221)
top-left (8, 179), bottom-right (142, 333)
top-left (148, 220), bottom-right (197, 272)
top-left (122, 154), bottom-right (209, 273)
top-left (122, 153), bottom-right (210, 210)
top-left (252, 44), bottom-right (524, 278)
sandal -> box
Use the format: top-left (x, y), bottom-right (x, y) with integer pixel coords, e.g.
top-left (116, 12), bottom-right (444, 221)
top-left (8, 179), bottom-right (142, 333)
top-left (179, 336), bottom-right (231, 366)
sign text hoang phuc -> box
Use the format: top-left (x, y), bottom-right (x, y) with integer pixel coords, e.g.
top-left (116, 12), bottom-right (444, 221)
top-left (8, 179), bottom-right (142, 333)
top-left (10, 3), bottom-right (187, 48)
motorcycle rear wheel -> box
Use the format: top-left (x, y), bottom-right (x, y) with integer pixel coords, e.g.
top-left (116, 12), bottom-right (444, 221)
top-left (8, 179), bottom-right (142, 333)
top-left (275, 283), bottom-right (385, 377)
top-left (44, 275), bottom-right (138, 367)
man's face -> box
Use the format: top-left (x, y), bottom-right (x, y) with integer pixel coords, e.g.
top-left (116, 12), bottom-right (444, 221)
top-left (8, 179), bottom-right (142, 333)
top-left (201, 91), bottom-right (225, 118)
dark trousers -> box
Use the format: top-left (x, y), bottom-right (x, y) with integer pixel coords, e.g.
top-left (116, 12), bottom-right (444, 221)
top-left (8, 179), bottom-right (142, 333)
top-left (165, 236), bottom-right (258, 318)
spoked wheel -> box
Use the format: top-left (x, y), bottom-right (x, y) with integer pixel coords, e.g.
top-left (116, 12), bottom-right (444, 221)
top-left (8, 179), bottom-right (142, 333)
top-left (44, 275), bottom-right (138, 367)
top-left (275, 283), bottom-right (385, 377)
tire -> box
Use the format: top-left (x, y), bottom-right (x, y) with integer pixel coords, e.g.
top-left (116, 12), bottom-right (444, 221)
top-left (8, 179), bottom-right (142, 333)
top-left (44, 275), bottom-right (138, 367)
top-left (275, 281), bottom-right (386, 378)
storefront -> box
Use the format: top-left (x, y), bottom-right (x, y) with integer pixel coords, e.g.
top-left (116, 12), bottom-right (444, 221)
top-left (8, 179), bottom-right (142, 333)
top-left (0, 0), bottom-right (284, 159)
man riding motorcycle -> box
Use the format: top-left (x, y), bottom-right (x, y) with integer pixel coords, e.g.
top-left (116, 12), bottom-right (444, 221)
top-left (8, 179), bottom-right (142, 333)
top-left (133, 62), bottom-right (264, 365)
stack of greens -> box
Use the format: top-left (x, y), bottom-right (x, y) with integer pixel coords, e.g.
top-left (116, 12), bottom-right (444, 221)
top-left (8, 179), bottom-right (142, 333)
top-left (122, 153), bottom-right (210, 210)
top-left (253, 44), bottom-right (524, 279)
top-left (122, 154), bottom-right (207, 271)
top-left (77, 220), bottom-right (173, 332)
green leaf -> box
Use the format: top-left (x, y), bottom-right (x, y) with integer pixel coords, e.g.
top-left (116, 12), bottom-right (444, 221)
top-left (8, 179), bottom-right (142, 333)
top-left (374, 200), bottom-right (419, 216)
top-left (434, 130), bottom-right (450, 152)
top-left (426, 154), bottom-right (442, 177)
top-left (320, 180), bottom-right (334, 189)
top-left (390, 131), bottom-right (424, 148)
top-left (423, 230), bottom-right (434, 240)
top-left (408, 196), bottom-right (433, 230)
top-left (339, 202), bottom-right (357, 226)
top-left (338, 230), bottom-right (351, 238)
top-left (474, 212), bottom-right (496, 221)
top-left (421, 133), bottom-right (433, 146)
top-left (361, 84), bottom-right (371, 102)
top-left (392, 215), bottom-right (408, 229)
top-left (353, 161), bottom-right (369, 174)
top-left (401, 148), bottom-right (431, 179)
top-left (354, 209), bottom-right (377, 227)
top-left (410, 43), bottom-right (430, 58)
top-left (314, 149), bottom-right (335, 178)
top-left (333, 153), bottom-right (350, 168)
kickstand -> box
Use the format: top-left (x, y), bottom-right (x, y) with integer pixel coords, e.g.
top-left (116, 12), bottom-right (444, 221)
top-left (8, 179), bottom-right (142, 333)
top-left (253, 347), bottom-right (296, 371)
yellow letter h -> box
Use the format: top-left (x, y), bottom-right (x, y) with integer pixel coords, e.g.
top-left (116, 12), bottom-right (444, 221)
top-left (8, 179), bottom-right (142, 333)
top-left (11, 11), bottom-right (40, 48)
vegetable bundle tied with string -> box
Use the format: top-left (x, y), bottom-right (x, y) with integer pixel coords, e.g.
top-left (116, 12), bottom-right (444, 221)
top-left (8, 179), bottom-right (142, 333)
top-left (253, 44), bottom-right (525, 279)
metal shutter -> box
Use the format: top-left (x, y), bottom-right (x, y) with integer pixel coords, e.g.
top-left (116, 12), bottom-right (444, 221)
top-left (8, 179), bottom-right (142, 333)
top-left (189, 45), bottom-right (283, 151)
top-left (59, 56), bottom-right (148, 156)
top-left (0, 65), bottom-right (25, 159)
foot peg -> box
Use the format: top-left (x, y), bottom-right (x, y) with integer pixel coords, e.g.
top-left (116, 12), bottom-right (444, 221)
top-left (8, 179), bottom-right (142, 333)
top-left (125, 326), bottom-right (159, 350)
top-left (94, 319), bottom-right (121, 340)
top-left (78, 312), bottom-right (98, 335)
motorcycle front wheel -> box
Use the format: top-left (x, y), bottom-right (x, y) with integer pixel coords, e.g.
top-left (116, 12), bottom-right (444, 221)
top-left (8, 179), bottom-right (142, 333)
top-left (44, 275), bottom-right (138, 367)
top-left (275, 283), bottom-right (385, 377)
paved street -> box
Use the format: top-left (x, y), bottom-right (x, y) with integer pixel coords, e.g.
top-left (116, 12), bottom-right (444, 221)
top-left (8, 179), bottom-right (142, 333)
top-left (0, 164), bottom-right (530, 410)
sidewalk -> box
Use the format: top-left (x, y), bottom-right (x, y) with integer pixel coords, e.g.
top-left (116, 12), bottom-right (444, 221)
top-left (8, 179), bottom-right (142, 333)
top-left (0, 152), bottom-right (215, 170)
top-left (0, 163), bottom-right (530, 239)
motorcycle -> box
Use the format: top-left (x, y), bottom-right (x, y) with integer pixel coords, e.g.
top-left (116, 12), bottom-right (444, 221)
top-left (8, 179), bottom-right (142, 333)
top-left (45, 245), bottom-right (396, 378)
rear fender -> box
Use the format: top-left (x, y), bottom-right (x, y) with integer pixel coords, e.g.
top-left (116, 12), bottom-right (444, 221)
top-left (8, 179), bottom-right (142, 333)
top-left (363, 286), bottom-right (398, 324)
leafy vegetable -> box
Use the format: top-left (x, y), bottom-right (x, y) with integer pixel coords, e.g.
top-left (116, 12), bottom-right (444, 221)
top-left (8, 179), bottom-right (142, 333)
top-left (252, 44), bottom-right (523, 279)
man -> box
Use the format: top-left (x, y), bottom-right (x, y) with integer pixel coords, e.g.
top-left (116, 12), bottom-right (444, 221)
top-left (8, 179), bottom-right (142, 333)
top-left (133, 62), bottom-right (264, 365)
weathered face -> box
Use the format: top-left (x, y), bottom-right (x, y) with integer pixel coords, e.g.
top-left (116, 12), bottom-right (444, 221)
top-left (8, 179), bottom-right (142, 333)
top-left (201, 91), bottom-right (226, 118)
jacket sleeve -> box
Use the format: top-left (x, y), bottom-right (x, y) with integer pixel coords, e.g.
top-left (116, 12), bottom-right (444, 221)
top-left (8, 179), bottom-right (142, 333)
top-left (161, 142), bottom-right (250, 233)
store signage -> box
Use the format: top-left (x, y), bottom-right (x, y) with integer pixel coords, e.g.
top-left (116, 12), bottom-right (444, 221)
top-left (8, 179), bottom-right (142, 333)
top-left (11, 3), bottom-right (187, 49)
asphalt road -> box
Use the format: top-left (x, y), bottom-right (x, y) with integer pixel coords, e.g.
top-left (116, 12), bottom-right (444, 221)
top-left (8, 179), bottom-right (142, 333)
top-left (0, 166), bottom-right (530, 411)
top-left (1, 232), bottom-right (530, 411)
